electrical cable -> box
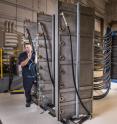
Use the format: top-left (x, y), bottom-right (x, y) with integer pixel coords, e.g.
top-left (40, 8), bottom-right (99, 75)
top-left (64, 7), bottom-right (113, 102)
top-left (60, 12), bottom-right (92, 124)
top-left (39, 22), bottom-right (55, 87)
top-left (67, 25), bottom-right (91, 116)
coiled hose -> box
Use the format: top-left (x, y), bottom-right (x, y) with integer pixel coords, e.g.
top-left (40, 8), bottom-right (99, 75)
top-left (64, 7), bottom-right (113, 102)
top-left (93, 31), bottom-right (112, 100)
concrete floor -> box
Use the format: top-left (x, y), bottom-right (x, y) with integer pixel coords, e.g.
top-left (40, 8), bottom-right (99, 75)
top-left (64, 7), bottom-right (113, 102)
top-left (84, 83), bottom-right (117, 124)
top-left (0, 83), bottom-right (117, 124)
top-left (0, 93), bottom-right (61, 124)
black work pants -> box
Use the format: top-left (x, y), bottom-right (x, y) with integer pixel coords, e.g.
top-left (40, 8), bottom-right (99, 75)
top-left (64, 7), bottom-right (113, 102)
top-left (23, 77), bottom-right (34, 103)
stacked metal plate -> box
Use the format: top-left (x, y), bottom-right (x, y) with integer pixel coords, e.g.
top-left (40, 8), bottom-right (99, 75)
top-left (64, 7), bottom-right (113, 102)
top-left (37, 14), bottom-right (55, 108)
top-left (55, 1), bottom-right (94, 121)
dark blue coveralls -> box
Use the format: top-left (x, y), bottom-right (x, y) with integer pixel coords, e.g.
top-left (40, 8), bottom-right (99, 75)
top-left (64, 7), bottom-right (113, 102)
top-left (18, 51), bottom-right (36, 104)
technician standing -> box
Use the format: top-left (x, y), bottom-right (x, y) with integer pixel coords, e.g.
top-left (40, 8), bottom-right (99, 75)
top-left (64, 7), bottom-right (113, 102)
top-left (18, 43), bottom-right (36, 107)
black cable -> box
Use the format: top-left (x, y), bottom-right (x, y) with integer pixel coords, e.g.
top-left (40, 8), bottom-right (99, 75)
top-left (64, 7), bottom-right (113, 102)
top-left (93, 82), bottom-right (110, 99)
top-left (59, 12), bottom-right (92, 123)
top-left (67, 25), bottom-right (91, 116)
top-left (26, 28), bottom-right (35, 52)
top-left (39, 23), bottom-right (55, 87)
top-left (93, 31), bottom-right (112, 100)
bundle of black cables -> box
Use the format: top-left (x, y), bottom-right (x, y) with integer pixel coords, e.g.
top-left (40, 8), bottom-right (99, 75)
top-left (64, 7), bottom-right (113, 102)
top-left (93, 29), bottom-right (112, 100)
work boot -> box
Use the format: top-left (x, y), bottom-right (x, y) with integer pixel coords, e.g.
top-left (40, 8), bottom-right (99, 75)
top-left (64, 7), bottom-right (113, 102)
top-left (25, 103), bottom-right (31, 107)
top-left (0, 120), bottom-right (2, 124)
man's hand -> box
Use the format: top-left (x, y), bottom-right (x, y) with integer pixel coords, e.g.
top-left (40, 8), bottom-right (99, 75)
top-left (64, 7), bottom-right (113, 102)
top-left (20, 52), bottom-right (32, 67)
top-left (28, 52), bottom-right (32, 60)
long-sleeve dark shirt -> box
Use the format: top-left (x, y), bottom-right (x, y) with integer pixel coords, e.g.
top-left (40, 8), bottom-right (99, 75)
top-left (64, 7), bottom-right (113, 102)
top-left (18, 51), bottom-right (36, 78)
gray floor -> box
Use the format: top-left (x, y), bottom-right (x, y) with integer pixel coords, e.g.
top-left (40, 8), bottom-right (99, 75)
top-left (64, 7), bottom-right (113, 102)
top-left (0, 76), bottom-right (23, 92)
top-left (0, 83), bottom-right (117, 124)
top-left (0, 94), bottom-right (61, 124)
top-left (85, 83), bottom-right (117, 124)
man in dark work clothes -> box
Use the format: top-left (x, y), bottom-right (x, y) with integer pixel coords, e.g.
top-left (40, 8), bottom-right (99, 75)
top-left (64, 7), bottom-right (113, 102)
top-left (18, 43), bottom-right (36, 107)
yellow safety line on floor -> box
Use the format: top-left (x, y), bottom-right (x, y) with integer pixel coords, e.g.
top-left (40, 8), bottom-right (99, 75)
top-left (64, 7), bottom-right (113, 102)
top-left (10, 89), bottom-right (24, 94)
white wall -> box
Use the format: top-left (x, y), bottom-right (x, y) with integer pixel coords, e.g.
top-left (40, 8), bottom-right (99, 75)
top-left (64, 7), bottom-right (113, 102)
top-left (0, 0), bottom-right (108, 34)
top-left (106, 0), bottom-right (117, 23)
top-left (92, 0), bottom-right (106, 17)
top-left (0, 0), bottom-right (39, 33)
